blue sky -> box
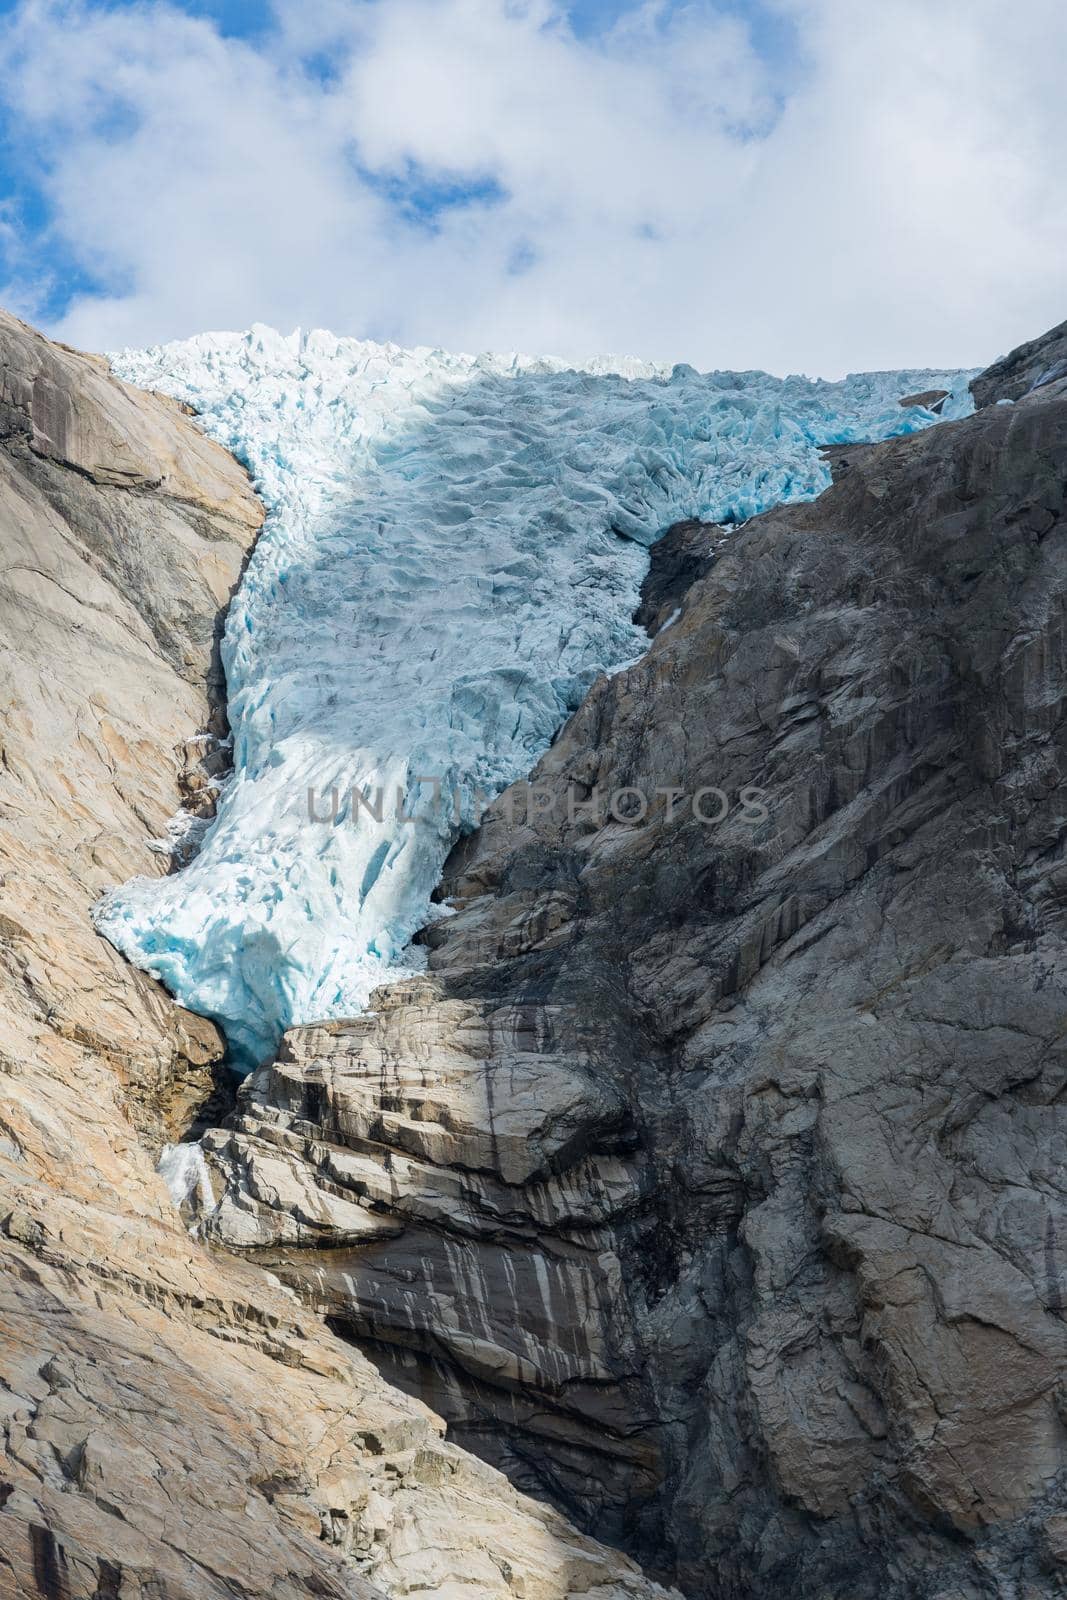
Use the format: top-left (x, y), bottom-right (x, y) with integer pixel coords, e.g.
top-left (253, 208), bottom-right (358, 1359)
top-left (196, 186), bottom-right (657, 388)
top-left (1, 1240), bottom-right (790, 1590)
top-left (0, 0), bottom-right (1064, 375)
top-left (0, 0), bottom-right (801, 330)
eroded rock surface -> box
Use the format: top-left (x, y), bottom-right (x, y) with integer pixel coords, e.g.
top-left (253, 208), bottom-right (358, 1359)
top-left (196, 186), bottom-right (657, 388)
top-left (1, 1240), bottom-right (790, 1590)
top-left (0, 310), bottom-right (670, 1600)
top-left (207, 337), bottom-right (1067, 1596)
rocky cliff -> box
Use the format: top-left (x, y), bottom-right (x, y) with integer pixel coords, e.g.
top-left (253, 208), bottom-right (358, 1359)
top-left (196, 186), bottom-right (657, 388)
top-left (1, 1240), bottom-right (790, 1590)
top-left (0, 311), bottom-right (669, 1600)
top-left (202, 326), bottom-right (1067, 1597)
top-left (970, 317), bottom-right (1067, 411)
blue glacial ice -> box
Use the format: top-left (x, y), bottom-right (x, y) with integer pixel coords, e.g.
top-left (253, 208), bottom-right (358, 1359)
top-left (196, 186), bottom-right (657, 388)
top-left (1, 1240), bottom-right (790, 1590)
top-left (94, 327), bottom-right (973, 1066)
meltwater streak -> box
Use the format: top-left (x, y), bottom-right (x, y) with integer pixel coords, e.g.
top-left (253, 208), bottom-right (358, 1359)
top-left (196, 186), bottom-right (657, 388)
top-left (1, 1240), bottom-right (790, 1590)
top-left (94, 327), bottom-right (972, 1066)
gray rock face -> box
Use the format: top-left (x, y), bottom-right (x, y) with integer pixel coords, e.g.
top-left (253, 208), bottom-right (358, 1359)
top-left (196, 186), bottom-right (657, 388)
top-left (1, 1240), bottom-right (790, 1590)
top-left (207, 333), bottom-right (1067, 1597)
top-left (897, 387), bottom-right (949, 411)
top-left (203, 990), bottom-right (663, 1546)
top-left (971, 316), bottom-right (1067, 409)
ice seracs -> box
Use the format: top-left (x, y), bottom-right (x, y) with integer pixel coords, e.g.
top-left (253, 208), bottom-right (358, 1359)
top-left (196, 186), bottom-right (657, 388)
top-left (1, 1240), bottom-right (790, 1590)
top-left (94, 326), bottom-right (973, 1066)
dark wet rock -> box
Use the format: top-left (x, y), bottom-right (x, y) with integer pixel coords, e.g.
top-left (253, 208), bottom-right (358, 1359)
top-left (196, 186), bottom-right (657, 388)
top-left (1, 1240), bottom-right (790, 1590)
top-left (632, 517), bottom-right (722, 635)
top-left (817, 440), bottom-right (879, 482)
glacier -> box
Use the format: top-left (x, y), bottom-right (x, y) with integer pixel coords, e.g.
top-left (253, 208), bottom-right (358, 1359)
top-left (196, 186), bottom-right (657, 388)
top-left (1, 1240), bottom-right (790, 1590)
top-left (94, 327), bottom-right (973, 1067)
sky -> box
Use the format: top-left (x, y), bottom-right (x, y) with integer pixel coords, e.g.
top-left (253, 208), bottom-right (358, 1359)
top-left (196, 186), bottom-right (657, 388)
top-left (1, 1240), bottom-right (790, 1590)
top-left (0, 0), bottom-right (1064, 376)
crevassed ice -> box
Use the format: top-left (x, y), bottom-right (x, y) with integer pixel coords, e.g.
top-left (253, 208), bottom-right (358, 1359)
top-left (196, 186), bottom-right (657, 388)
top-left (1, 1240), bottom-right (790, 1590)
top-left (95, 326), bottom-right (973, 1066)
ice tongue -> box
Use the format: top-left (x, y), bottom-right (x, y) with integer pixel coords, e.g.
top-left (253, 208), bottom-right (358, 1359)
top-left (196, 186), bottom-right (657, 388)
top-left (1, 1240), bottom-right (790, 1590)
top-left (94, 328), bottom-right (973, 1066)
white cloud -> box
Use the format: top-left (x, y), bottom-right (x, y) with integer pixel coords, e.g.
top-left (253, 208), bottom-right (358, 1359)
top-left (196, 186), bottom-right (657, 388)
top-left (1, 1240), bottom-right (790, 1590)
top-left (0, 0), bottom-right (1065, 374)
